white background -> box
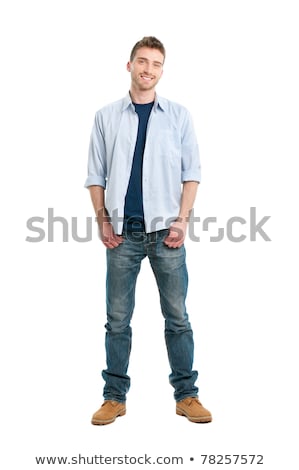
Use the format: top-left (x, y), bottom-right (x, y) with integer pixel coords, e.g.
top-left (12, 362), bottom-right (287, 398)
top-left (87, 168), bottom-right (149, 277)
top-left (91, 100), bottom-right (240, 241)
top-left (1, 0), bottom-right (298, 468)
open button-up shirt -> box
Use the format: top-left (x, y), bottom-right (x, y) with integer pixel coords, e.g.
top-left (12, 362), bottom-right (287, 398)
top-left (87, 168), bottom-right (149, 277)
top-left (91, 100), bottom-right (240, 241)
top-left (85, 93), bottom-right (201, 234)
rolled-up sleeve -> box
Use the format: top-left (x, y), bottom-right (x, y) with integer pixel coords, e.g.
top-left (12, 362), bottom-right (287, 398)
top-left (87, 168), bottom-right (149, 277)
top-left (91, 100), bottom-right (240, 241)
top-left (180, 110), bottom-right (201, 183)
top-left (84, 112), bottom-right (107, 188)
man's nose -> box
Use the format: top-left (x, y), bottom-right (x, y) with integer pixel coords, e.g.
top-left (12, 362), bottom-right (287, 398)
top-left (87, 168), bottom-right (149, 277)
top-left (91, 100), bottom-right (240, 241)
top-left (144, 63), bottom-right (153, 75)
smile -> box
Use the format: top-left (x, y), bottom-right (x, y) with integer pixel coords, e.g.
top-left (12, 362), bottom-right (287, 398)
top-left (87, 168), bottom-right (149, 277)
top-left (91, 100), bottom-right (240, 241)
top-left (140, 75), bottom-right (153, 81)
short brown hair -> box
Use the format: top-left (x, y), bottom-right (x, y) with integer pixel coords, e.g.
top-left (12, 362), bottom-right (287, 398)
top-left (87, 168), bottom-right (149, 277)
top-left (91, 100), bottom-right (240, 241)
top-left (130, 36), bottom-right (166, 62)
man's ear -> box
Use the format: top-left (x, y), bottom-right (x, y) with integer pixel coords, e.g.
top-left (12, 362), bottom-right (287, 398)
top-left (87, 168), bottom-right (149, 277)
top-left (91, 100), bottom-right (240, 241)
top-left (126, 61), bottom-right (131, 72)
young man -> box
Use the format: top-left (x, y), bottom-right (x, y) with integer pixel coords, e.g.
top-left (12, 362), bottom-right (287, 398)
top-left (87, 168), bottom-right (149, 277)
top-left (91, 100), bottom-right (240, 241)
top-left (85, 36), bottom-right (212, 425)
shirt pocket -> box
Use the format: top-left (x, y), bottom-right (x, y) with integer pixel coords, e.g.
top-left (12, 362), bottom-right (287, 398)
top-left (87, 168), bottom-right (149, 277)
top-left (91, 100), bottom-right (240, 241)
top-left (156, 128), bottom-right (181, 165)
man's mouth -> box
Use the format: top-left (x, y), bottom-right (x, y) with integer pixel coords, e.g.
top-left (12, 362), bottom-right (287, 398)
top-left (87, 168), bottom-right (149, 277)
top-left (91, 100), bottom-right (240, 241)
top-left (140, 75), bottom-right (153, 82)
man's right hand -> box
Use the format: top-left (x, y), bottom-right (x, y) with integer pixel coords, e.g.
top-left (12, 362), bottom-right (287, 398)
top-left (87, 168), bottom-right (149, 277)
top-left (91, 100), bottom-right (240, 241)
top-left (88, 187), bottom-right (123, 249)
top-left (99, 219), bottom-right (123, 249)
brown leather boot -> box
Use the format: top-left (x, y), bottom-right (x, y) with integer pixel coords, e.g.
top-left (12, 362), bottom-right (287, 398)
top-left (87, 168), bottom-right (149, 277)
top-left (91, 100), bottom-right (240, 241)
top-left (176, 397), bottom-right (212, 423)
top-left (91, 400), bottom-right (126, 425)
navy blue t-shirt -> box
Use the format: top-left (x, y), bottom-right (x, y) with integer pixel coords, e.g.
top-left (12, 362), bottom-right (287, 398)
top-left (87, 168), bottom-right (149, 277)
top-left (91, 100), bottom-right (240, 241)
top-left (124, 101), bottom-right (154, 232)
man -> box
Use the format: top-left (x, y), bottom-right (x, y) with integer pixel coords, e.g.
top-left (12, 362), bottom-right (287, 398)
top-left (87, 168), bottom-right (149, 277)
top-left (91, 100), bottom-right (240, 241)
top-left (85, 36), bottom-right (212, 425)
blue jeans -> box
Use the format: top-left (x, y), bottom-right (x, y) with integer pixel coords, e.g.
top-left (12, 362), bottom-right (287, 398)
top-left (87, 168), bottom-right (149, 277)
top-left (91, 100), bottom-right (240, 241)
top-left (102, 229), bottom-right (199, 402)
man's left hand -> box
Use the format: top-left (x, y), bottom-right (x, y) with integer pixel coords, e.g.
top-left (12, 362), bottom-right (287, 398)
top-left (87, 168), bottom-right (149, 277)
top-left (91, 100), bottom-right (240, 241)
top-left (164, 220), bottom-right (187, 248)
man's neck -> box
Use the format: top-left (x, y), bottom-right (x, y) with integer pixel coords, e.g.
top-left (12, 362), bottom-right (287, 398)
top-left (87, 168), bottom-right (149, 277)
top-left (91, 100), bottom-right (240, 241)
top-left (129, 88), bottom-right (155, 104)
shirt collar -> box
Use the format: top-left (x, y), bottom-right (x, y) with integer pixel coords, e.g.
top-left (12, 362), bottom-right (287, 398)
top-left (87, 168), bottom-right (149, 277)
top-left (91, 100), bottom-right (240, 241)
top-left (121, 92), bottom-right (165, 112)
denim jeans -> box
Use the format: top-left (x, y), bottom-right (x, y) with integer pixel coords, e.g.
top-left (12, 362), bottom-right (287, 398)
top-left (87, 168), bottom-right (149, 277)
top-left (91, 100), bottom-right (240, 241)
top-left (102, 229), bottom-right (199, 402)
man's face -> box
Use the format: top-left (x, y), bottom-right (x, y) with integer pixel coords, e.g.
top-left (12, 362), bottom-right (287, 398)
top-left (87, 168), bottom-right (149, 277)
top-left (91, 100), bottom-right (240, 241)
top-left (127, 47), bottom-right (164, 92)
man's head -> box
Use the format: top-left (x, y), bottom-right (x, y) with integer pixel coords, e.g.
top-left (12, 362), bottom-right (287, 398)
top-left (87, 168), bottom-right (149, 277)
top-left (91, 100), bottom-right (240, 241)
top-left (127, 36), bottom-right (165, 94)
top-left (129, 36), bottom-right (166, 63)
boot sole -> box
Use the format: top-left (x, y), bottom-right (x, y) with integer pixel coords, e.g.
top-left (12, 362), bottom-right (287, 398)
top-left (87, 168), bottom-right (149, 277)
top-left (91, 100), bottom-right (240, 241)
top-left (176, 409), bottom-right (212, 423)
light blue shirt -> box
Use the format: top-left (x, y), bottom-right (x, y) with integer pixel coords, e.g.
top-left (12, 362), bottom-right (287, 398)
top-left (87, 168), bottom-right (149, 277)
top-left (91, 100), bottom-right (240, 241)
top-left (85, 93), bottom-right (201, 234)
